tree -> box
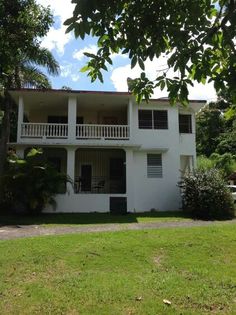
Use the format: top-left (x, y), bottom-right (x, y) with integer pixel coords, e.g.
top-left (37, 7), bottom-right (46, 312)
top-left (0, 148), bottom-right (70, 214)
top-left (196, 103), bottom-right (224, 157)
top-left (0, 0), bottom-right (59, 175)
top-left (65, 0), bottom-right (236, 103)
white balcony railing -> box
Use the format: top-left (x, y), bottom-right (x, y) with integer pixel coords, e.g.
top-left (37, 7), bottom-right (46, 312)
top-left (21, 123), bottom-right (68, 138)
top-left (76, 124), bottom-right (129, 140)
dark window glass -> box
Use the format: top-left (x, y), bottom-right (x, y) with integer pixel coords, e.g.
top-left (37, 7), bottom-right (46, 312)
top-left (138, 110), bottom-right (152, 129)
top-left (179, 114), bottom-right (192, 133)
top-left (153, 110), bottom-right (168, 129)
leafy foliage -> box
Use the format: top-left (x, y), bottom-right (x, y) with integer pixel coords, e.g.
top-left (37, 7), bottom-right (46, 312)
top-left (198, 153), bottom-right (236, 177)
top-left (196, 104), bottom-right (224, 157)
top-left (65, 0), bottom-right (236, 103)
top-left (0, 0), bottom-right (59, 176)
top-left (0, 0), bottom-right (59, 89)
top-left (180, 169), bottom-right (235, 220)
top-left (0, 149), bottom-right (70, 215)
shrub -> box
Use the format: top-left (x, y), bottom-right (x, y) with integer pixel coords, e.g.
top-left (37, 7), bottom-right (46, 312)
top-left (0, 148), bottom-right (70, 215)
top-left (180, 169), bottom-right (235, 220)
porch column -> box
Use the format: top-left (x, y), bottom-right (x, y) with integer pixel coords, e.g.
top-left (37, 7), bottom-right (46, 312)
top-left (66, 147), bottom-right (76, 194)
top-left (17, 96), bottom-right (24, 142)
top-left (126, 148), bottom-right (134, 212)
top-left (127, 98), bottom-right (133, 139)
top-left (68, 96), bottom-right (77, 141)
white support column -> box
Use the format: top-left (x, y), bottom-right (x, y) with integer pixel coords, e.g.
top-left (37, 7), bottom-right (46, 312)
top-left (128, 98), bottom-right (133, 139)
top-left (66, 147), bottom-right (76, 194)
top-left (17, 96), bottom-right (24, 142)
top-left (126, 148), bottom-right (134, 212)
top-left (68, 96), bottom-right (77, 141)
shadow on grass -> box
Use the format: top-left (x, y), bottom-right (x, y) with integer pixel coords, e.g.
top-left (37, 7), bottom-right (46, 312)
top-left (0, 211), bottom-right (190, 226)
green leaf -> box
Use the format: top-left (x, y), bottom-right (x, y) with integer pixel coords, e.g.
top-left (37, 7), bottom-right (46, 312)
top-left (160, 81), bottom-right (165, 91)
top-left (138, 58), bottom-right (145, 70)
top-left (80, 65), bottom-right (90, 73)
top-left (65, 24), bottom-right (75, 34)
top-left (131, 56), bottom-right (137, 69)
top-left (63, 17), bottom-right (75, 26)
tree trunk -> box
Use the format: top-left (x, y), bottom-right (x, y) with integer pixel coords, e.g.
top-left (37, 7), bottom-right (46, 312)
top-left (0, 90), bottom-right (11, 177)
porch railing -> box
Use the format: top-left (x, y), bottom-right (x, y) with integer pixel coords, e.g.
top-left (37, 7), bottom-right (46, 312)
top-left (76, 124), bottom-right (129, 140)
top-left (74, 176), bottom-right (126, 194)
top-left (21, 123), bottom-right (68, 138)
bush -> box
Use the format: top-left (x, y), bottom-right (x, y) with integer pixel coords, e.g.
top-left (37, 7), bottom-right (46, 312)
top-left (180, 169), bottom-right (235, 220)
top-left (0, 148), bottom-right (70, 215)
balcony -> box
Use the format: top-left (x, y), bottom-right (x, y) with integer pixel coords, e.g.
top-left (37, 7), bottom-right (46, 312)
top-left (21, 123), bottom-right (68, 139)
top-left (20, 123), bottom-right (130, 141)
top-left (76, 124), bottom-right (129, 140)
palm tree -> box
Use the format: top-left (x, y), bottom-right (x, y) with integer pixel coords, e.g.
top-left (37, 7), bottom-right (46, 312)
top-left (0, 47), bottom-right (60, 175)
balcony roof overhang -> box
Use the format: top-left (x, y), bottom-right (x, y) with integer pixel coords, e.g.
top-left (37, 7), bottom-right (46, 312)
top-left (9, 88), bottom-right (206, 110)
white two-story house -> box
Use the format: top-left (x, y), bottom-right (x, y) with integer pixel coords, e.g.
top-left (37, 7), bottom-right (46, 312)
top-left (9, 89), bottom-right (205, 213)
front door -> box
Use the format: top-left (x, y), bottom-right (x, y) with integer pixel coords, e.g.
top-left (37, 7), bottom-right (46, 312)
top-left (81, 165), bottom-right (92, 192)
top-left (109, 158), bottom-right (126, 193)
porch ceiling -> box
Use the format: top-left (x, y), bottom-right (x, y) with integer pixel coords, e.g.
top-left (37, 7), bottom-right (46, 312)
top-left (10, 90), bottom-right (129, 111)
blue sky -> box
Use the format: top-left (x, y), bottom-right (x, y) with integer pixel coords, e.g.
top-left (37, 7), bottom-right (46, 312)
top-left (38, 0), bottom-right (217, 101)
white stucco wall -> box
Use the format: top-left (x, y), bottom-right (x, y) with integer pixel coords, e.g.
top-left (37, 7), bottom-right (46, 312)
top-left (13, 91), bottom-right (203, 213)
top-left (132, 150), bottom-right (181, 211)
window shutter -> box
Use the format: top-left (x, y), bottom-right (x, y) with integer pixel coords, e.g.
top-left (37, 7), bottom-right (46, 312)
top-left (147, 154), bottom-right (163, 178)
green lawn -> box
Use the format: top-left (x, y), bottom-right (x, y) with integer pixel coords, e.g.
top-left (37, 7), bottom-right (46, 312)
top-left (0, 211), bottom-right (191, 227)
top-left (0, 224), bottom-right (236, 314)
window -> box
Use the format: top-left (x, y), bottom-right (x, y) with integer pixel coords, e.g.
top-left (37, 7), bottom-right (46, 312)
top-left (139, 110), bottom-right (168, 129)
top-left (139, 110), bottom-right (152, 129)
top-left (179, 114), bottom-right (192, 133)
top-left (147, 154), bottom-right (163, 178)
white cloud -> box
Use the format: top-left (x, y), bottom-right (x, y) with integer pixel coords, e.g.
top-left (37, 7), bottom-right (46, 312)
top-left (73, 45), bottom-right (98, 61)
top-left (73, 45), bottom-right (129, 61)
top-left (37, 0), bottom-right (75, 55)
top-left (60, 64), bottom-right (80, 82)
top-left (111, 52), bottom-right (129, 60)
top-left (41, 26), bottom-right (72, 56)
top-left (110, 57), bottom-right (217, 101)
top-left (37, 0), bottom-right (75, 23)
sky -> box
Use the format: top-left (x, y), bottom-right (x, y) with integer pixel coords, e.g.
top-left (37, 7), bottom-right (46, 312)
top-left (37, 0), bottom-right (217, 102)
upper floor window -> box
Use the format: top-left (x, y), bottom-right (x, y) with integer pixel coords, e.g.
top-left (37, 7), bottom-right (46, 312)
top-left (179, 114), bottom-right (192, 133)
top-left (147, 154), bottom-right (163, 178)
top-left (139, 110), bottom-right (168, 129)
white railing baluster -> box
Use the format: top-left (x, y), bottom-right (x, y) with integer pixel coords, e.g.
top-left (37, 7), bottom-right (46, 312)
top-left (75, 124), bottom-right (129, 140)
top-left (20, 123), bottom-right (130, 141)
top-left (20, 123), bottom-right (68, 139)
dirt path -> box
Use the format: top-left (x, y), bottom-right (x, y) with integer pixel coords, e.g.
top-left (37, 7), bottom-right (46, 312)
top-left (0, 219), bottom-right (236, 240)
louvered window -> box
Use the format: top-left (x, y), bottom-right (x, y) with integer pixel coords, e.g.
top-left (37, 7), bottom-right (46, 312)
top-left (179, 114), bottom-right (192, 133)
top-left (139, 110), bottom-right (168, 129)
top-left (147, 154), bottom-right (163, 178)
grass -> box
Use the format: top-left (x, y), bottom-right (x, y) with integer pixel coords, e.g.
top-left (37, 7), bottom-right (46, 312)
top-left (0, 224), bottom-right (236, 314)
top-left (0, 211), bottom-right (192, 227)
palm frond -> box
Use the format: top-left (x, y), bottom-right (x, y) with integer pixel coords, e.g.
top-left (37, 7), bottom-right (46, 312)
top-left (27, 47), bottom-right (60, 76)
top-left (19, 65), bottom-right (52, 89)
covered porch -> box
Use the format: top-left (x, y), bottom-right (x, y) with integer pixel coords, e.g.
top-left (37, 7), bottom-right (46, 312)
top-left (14, 91), bottom-right (131, 142)
top-left (74, 149), bottom-right (126, 194)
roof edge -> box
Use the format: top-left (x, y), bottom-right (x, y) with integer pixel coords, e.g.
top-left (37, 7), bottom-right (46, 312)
top-left (9, 88), bottom-right (206, 103)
